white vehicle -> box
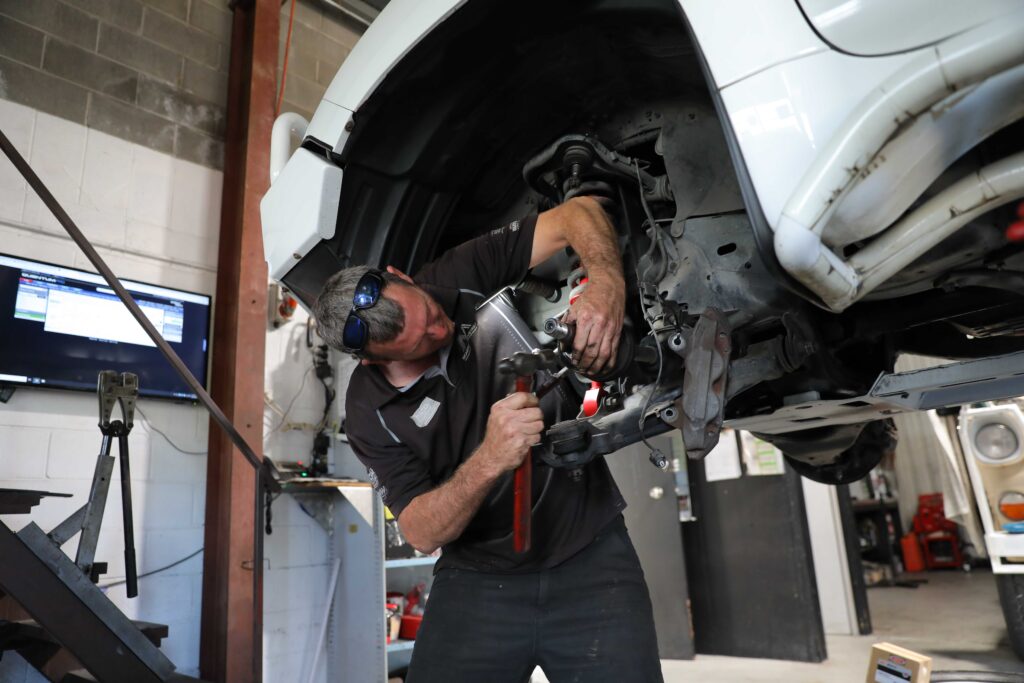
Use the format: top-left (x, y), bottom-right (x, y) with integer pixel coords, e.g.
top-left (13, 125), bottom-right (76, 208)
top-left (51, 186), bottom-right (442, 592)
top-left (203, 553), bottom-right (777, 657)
top-left (958, 402), bottom-right (1024, 659)
top-left (262, 0), bottom-right (1024, 484)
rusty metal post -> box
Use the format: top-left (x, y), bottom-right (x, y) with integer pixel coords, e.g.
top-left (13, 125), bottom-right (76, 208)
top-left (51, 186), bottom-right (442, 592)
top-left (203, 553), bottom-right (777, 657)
top-left (200, 0), bottom-right (278, 681)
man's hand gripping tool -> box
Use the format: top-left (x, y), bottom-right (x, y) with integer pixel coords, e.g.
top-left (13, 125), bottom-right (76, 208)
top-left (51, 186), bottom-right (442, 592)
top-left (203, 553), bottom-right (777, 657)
top-left (497, 349), bottom-right (562, 553)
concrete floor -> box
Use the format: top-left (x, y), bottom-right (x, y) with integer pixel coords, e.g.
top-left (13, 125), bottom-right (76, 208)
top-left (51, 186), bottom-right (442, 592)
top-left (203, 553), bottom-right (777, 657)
top-left (534, 567), bottom-right (1024, 682)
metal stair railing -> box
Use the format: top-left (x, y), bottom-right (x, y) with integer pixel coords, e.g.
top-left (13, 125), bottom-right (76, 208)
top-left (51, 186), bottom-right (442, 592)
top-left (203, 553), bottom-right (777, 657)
top-left (0, 520), bottom-right (176, 683)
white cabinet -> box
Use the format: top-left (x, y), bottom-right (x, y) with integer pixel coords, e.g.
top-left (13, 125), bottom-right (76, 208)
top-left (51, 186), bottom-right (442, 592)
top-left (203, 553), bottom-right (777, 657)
top-left (287, 482), bottom-right (435, 682)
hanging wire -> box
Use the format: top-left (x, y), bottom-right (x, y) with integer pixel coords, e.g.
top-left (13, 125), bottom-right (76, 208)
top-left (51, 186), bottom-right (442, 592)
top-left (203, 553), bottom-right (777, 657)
top-left (135, 404), bottom-right (206, 456)
top-left (633, 159), bottom-right (668, 458)
top-left (99, 548), bottom-right (203, 588)
top-left (275, 0), bottom-right (298, 117)
top-left (268, 366), bottom-right (314, 435)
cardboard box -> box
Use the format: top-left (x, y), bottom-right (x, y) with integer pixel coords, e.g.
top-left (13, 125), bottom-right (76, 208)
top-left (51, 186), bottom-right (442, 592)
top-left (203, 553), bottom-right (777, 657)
top-left (866, 642), bottom-right (931, 683)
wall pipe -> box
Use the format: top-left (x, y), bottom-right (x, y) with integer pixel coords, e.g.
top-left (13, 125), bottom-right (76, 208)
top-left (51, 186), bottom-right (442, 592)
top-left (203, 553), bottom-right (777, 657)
top-left (270, 112), bottom-right (310, 183)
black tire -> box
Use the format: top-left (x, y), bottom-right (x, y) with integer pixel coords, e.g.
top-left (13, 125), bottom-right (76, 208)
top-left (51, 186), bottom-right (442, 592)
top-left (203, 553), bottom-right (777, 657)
top-left (932, 673), bottom-right (1024, 682)
top-left (996, 573), bottom-right (1024, 661)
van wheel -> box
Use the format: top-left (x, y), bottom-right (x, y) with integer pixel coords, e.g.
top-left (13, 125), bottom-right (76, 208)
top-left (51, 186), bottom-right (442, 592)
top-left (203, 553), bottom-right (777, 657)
top-left (995, 572), bottom-right (1024, 661)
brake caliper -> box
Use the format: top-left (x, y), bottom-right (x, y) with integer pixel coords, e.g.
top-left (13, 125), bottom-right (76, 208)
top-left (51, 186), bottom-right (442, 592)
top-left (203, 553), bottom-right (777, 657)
top-left (679, 309), bottom-right (731, 459)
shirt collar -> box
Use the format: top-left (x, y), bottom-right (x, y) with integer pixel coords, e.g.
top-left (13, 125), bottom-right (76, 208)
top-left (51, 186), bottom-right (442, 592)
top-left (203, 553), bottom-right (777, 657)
top-left (355, 284), bottom-right (463, 409)
top-left (397, 342), bottom-right (454, 393)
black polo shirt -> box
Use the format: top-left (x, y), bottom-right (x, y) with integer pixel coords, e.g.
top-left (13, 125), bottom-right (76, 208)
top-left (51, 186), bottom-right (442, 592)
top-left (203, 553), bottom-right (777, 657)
top-left (345, 214), bottom-right (625, 573)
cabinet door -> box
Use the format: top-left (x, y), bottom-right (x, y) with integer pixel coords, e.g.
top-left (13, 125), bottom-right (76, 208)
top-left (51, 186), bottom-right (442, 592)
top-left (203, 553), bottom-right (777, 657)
top-left (682, 458), bottom-right (826, 661)
top-left (606, 436), bottom-right (695, 660)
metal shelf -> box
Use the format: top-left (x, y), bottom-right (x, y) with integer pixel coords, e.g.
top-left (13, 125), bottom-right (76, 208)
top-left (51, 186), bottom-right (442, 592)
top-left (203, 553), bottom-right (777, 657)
top-left (385, 556), bottom-right (437, 569)
top-left (386, 639), bottom-right (416, 653)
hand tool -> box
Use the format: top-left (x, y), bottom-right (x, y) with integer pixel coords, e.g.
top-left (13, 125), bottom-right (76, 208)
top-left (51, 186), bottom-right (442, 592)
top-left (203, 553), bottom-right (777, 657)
top-left (534, 366), bottom-right (570, 399)
top-left (48, 372), bottom-right (142, 594)
top-left (497, 349), bottom-right (562, 552)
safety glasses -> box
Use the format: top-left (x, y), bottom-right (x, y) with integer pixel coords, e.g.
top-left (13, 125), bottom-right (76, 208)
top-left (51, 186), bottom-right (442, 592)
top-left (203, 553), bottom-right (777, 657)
top-left (342, 269), bottom-right (385, 353)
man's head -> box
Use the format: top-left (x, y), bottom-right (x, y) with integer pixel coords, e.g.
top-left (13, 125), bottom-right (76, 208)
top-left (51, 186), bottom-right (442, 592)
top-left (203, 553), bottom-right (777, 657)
top-left (314, 265), bottom-right (454, 362)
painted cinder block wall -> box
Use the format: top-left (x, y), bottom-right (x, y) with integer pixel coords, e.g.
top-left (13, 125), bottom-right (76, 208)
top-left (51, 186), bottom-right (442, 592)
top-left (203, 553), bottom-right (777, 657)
top-left (0, 1), bottom-right (362, 680)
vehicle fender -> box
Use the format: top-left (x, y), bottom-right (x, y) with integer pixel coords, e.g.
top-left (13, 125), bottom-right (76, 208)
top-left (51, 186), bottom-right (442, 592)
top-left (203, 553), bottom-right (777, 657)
top-left (679, 0), bottom-right (825, 88)
top-left (307, 0), bottom-right (465, 154)
top-left (798, 0), bottom-right (1020, 56)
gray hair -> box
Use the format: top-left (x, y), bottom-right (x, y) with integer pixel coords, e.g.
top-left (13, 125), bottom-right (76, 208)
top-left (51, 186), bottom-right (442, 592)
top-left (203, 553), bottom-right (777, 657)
top-left (314, 266), bottom-right (406, 355)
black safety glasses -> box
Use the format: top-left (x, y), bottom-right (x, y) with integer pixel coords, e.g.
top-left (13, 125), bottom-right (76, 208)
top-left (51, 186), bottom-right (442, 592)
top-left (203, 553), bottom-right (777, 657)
top-left (342, 269), bottom-right (385, 353)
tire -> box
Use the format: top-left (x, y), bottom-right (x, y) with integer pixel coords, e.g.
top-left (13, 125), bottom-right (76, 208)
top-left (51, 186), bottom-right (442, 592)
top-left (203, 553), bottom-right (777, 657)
top-left (932, 673), bottom-right (1024, 682)
top-left (996, 572), bottom-right (1024, 661)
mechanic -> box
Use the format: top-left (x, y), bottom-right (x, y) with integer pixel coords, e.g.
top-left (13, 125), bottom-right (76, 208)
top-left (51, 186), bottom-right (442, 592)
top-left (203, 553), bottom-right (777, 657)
top-left (314, 196), bottom-right (663, 682)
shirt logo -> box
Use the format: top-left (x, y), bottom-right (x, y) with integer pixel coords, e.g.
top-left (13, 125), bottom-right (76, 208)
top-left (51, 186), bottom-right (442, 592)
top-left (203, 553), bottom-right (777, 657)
top-left (459, 323), bottom-right (477, 360)
top-left (411, 396), bottom-right (441, 428)
top-left (489, 220), bottom-right (519, 236)
top-left (367, 467), bottom-right (388, 500)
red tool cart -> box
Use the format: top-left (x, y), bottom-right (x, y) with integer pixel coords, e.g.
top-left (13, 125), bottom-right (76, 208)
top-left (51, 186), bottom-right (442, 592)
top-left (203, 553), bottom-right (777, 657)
top-left (912, 493), bottom-right (965, 570)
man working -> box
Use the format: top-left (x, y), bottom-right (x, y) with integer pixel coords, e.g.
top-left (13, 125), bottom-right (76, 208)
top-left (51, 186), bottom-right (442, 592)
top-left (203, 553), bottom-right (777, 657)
top-left (314, 196), bottom-right (663, 682)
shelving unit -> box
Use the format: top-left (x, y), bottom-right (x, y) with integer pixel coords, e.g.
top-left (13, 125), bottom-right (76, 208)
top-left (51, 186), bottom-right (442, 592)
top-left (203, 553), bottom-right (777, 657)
top-left (385, 556), bottom-right (437, 569)
top-left (386, 640), bottom-right (416, 654)
top-left (284, 480), bottom-right (436, 680)
top-left (384, 551), bottom-right (436, 674)
top-left (285, 481), bottom-right (387, 682)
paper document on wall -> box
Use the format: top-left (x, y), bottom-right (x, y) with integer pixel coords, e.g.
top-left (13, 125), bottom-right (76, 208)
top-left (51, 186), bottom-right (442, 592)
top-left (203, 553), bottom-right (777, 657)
top-left (739, 431), bottom-right (786, 476)
top-left (703, 429), bottom-right (742, 482)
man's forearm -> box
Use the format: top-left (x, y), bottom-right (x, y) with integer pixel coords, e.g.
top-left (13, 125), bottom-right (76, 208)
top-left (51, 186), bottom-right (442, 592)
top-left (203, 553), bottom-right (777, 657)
top-left (397, 445), bottom-right (503, 553)
top-left (564, 197), bottom-right (624, 285)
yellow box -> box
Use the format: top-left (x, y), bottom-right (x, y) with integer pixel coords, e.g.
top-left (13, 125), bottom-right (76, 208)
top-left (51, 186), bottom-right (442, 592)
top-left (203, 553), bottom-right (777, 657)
top-left (866, 642), bottom-right (931, 683)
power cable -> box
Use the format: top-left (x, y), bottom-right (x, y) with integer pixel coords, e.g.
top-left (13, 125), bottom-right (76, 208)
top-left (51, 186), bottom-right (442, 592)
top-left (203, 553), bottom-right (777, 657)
top-left (268, 366), bottom-right (314, 435)
top-left (276, 0), bottom-right (298, 117)
top-left (135, 404), bottom-right (206, 456)
top-left (99, 548), bottom-right (203, 588)
top-left (633, 159), bottom-right (669, 463)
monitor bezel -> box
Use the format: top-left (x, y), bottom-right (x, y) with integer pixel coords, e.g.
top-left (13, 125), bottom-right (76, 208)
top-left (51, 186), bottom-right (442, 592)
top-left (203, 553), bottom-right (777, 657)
top-left (0, 251), bottom-right (214, 402)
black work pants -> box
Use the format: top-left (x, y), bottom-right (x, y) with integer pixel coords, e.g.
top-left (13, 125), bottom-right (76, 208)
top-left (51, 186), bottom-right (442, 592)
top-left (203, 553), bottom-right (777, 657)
top-left (406, 516), bottom-right (664, 683)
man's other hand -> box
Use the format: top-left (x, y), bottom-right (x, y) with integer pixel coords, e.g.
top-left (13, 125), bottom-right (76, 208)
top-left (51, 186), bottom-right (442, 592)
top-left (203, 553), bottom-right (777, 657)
top-left (479, 392), bottom-right (544, 474)
top-left (531, 195), bottom-right (626, 374)
top-left (564, 272), bottom-right (626, 375)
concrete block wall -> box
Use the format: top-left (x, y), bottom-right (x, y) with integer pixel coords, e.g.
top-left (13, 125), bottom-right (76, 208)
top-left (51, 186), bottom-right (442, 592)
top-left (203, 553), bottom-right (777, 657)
top-left (0, 1), bottom-right (366, 679)
top-left (0, 392), bottom-right (209, 671)
top-left (0, 0), bottom-right (232, 169)
top-left (277, 0), bottom-right (363, 121)
top-left (0, 96), bottom-right (219, 679)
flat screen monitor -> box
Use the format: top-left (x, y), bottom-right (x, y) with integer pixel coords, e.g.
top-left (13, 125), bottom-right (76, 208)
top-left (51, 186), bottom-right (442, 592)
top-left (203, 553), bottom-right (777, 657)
top-left (0, 253), bottom-right (212, 400)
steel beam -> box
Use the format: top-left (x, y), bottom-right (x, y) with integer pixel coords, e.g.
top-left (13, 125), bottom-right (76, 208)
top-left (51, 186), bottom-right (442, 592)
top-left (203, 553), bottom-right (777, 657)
top-left (199, 1), bottom-right (278, 681)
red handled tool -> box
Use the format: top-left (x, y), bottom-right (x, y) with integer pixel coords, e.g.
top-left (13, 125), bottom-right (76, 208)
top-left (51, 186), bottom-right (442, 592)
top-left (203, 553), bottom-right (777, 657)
top-left (512, 373), bottom-right (533, 553)
top-left (498, 349), bottom-right (562, 553)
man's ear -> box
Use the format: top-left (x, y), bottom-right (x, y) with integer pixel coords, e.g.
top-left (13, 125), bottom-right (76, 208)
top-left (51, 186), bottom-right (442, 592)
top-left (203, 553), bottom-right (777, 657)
top-left (360, 358), bottom-right (382, 366)
top-left (386, 265), bottom-right (414, 285)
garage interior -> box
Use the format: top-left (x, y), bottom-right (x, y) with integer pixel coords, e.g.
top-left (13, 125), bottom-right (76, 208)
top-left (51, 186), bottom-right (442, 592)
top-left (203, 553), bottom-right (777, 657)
top-left (1, 1), bottom-right (1024, 682)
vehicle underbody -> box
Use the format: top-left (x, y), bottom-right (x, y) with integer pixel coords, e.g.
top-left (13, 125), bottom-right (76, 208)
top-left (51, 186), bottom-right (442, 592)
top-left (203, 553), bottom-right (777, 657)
top-left (285, 0), bottom-right (1024, 484)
